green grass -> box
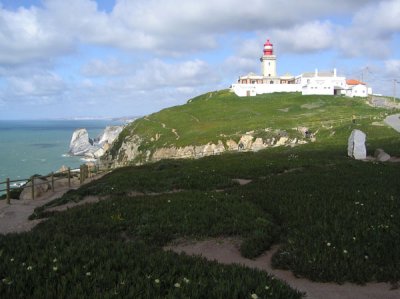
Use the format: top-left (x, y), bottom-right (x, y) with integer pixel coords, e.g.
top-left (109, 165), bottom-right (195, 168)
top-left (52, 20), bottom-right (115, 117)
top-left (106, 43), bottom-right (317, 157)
top-left (26, 143), bottom-right (400, 286)
top-left (109, 91), bottom-right (397, 162)
top-left (1, 234), bottom-right (299, 298)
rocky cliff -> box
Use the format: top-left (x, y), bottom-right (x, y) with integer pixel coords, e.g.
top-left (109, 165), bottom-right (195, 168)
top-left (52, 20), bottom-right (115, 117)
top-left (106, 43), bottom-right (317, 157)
top-left (69, 125), bottom-right (124, 159)
top-left (101, 90), bottom-right (328, 165)
top-left (69, 129), bottom-right (93, 156)
top-left (103, 129), bottom-right (308, 166)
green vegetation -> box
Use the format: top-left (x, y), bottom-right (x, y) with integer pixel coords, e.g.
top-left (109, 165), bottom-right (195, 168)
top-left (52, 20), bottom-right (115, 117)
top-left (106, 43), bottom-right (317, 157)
top-left (1, 91), bottom-right (400, 297)
top-left (110, 90), bottom-right (396, 159)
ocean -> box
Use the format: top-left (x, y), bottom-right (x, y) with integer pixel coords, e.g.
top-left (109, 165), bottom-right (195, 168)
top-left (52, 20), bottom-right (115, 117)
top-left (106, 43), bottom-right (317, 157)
top-left (0, 119), bottom-right (124, 188)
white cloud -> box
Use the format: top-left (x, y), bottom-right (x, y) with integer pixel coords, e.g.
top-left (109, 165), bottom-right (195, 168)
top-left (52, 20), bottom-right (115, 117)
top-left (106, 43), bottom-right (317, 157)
top-left (271, 21), bottom-right (334, 53)
top-left (110, 59), bottom-right (220, 91)
top-left (0, 0), bottom-right (383, 65)
top-left (81, 58), bottom-right (126, 77)
top-left (384, 59), bottom-right (400, 76)
top-left (0, 5), bottom-right (72, 65)
top-left (337, 0), bottom-right (400, 58)
top-left (3, 72), bottom-right (66, 103)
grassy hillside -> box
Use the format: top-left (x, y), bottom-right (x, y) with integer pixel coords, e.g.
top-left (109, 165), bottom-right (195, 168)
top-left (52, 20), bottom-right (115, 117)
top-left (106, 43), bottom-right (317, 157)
top-left (1, 91), bottom-right (400, 298)
top-left (110, 90), bottom-right (398, 159)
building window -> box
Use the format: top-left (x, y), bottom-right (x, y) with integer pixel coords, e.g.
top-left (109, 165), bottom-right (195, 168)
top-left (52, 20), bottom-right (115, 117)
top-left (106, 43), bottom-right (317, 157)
top-left (270, 81), bottom-right (274, 84)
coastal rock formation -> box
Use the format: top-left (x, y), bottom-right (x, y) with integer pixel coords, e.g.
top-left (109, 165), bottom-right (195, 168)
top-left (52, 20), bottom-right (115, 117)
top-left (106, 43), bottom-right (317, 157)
top-left (151, 141), bottom-right (226, 161)
top-left (348, 129), bottom-right (366, 160)
top-left (69, 125), bottom-right (124, 159)
top-left (105, 130), bottom-right (298, 165)
top-left (69, 129), bottom-right (93, 156)
top-left (97, 126), bottom-right (123, 145)
top-left (111, 134), bottom-right (142, 163)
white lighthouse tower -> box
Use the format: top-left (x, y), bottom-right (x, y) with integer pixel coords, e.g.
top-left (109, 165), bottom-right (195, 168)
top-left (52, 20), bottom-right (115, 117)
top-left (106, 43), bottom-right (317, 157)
top-left (260, 39), bottom-right (277, 78)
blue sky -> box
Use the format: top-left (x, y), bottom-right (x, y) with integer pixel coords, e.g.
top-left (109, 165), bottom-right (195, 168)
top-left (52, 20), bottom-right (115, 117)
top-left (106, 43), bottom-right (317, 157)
top-left (0, 0), bottom-right (399, 119)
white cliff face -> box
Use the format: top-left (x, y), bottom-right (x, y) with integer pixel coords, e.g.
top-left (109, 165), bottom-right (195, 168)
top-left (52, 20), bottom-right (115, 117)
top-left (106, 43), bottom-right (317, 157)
top-left (69, 129), bottom-right (93, 156)
top-left (69, 125), bottom-right (124, 158)
top-left (98, 126), bottom-right (123, 145)
top-left (110, 132), bottom-right (299, 165)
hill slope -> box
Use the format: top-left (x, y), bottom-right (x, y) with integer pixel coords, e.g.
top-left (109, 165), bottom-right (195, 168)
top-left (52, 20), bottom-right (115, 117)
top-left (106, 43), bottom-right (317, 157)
top-left (105, 90), bottom-right (399, 164)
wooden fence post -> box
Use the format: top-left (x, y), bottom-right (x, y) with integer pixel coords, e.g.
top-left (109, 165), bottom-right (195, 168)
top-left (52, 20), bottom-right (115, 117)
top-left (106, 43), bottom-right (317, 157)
top-left (80, 165), bottom-right (83, 185)
top-left (51, 172), bottom-right (55, 192)
top-left (31, 176), bottom-right (35, 200)
top-left (6, 178), bottom-right (10, 205)
top-left (68, 168), bottom-right (71, 188)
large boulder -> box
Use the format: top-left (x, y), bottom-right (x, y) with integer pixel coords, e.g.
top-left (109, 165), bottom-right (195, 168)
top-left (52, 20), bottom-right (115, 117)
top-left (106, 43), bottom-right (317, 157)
top-left (69, 129), bottom-right (93, 155)
top-left (348, 129), bottom-right (366, 160)
top-left (374, 148), bottom-right (391, 162)
top-left (19, 178), bottom-right (50, 200)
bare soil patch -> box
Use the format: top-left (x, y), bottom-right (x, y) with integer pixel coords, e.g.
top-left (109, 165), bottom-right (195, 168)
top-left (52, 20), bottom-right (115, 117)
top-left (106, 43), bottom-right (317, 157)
top-left (0, 172), bottom-right (108, 235)
top-left (232, 178), bottom-right (252, 185)
top-left (0, 187), bottom-right (75, 234)
top-left (165, 238), bottom-right (400, 299)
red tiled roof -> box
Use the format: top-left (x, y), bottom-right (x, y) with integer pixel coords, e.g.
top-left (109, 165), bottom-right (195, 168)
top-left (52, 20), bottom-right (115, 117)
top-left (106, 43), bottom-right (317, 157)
top-left (346, 79), bottom-right (366, 85)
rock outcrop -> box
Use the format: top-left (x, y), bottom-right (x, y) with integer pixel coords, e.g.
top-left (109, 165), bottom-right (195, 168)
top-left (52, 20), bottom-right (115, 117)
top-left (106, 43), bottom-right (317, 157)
top-left (348, 129), bottom-right (366, 160)
top-left (69, 129), bottom-right (93, 156)
top-left (106, 129), bottom-right (301, 165)
top-left (374, 148), bottom-right (391, 162)
top-left (19, 178), bottom-right (50, 200)
top-left (97, 126), bottom-right (123, 145)
top-left (69, 125), bottom-right (124, 159)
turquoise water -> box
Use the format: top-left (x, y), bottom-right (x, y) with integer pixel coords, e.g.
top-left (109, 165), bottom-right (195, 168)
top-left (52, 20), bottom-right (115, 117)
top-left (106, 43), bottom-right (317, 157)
top-left (0, 120), bottom-right (122, 188)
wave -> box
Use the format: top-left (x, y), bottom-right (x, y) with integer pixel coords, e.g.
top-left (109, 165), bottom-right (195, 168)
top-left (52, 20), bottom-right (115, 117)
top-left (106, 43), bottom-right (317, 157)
top-left (80, 157), bottom-right (97, 163)
top-left (11, 181), bottom-right (27, 188)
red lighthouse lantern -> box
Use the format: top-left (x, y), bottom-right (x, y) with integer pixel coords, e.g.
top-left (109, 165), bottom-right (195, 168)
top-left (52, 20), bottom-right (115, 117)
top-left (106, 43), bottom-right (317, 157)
top-left (263, 39), bottom-right (273, 56)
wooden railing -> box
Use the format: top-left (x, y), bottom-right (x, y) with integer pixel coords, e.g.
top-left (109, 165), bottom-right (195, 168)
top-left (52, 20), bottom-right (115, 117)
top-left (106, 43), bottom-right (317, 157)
top-left (0, 160), bottom-right (123, 204)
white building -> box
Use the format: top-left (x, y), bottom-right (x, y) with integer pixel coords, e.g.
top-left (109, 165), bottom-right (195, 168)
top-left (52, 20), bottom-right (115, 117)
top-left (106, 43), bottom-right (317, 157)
top-left (344, 79), bottom-right (372, 97)
top-left (231, 39), bottom-right (372, 98)
top-left (300, 69), bottom-right (346, 96)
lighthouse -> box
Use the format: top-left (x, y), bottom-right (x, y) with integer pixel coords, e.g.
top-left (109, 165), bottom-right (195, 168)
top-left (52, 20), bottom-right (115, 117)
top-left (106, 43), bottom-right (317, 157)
top-left (260, 39), bottom-right (277, 78)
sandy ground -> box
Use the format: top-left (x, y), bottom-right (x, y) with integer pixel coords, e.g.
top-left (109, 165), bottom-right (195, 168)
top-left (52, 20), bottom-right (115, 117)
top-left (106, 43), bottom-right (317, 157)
top-left (165, 238), bottom-right (400, 299)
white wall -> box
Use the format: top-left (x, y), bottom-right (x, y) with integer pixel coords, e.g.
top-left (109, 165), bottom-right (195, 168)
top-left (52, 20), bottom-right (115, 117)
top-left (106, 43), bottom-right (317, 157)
top-left (302, 84), bottom-right (335, 95)
top-left (262, 56), bottom-right (277, 77)
top-left (348, 84), bottom-right (368, 97)
top-left (301, 76), bottom-right (346, 96)
top-left (231, 84), bottom-right (302, 97)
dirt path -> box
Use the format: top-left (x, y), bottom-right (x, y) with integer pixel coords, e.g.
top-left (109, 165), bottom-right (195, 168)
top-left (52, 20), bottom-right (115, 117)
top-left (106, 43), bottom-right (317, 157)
top-left (0, 186), bottom-right (77, 234)
top-left (384, 114), bottom-right (400, 133)
top-left (165, 238), bottom-right (400, 299)
top-left (0, 173), bottom-right (108, 235)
